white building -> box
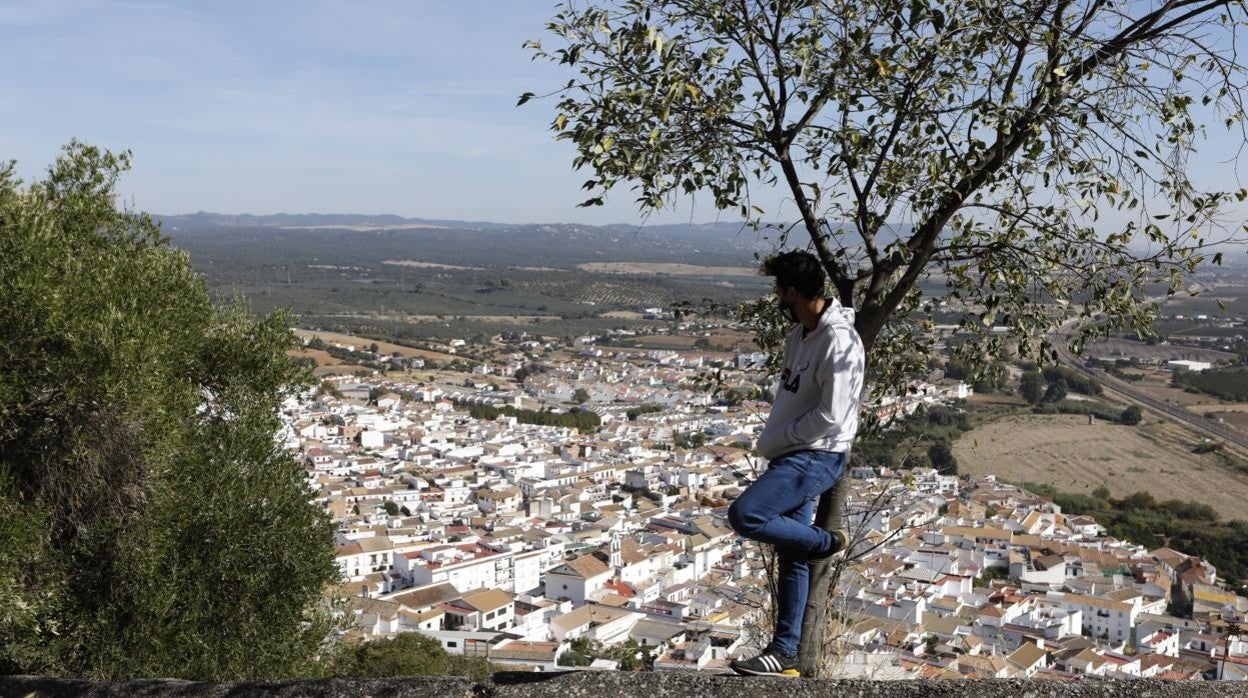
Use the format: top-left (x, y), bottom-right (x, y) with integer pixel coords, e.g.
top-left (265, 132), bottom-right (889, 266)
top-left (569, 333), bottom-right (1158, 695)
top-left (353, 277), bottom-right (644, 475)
top-left (397, 544), bottom-right (517, 591)
top-left (1166, 359), bottom-right (1211, 372)
top-left (544, 554), bottom-right (612, 606)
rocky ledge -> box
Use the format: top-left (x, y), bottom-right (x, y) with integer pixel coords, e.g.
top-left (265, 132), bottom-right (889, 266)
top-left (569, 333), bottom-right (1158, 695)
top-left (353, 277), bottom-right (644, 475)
top-left (4, 671), bottom-right (1243, 698)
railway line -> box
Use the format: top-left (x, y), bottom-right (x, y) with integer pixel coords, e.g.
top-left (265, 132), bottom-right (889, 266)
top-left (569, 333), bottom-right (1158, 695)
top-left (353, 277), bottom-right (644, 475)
top-left (1052, 326), bottom-right (1248, 451)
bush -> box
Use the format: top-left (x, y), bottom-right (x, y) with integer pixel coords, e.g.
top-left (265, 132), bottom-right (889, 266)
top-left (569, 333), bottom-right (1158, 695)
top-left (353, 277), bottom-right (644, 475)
top-left (1031, 399), bottom-right (1122, 422)
top-left (558, 651), bottom-right (592, 667)
top-left (1120, 405), bottom-right (1142, 425)
top-left (1042, 366), bottom-right (1101, 395)
top-left (1019, 371), bottom-right (1045, 404)
top-left (1042, 378), bottom-right (1068, 403)
top-left (334, 633), bottom-right (496, 681)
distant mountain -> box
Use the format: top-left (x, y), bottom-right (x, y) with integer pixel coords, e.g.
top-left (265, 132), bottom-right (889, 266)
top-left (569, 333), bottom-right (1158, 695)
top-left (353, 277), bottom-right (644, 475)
top-left (157, 211), bottom-right (510, 231)
top-left (155, 212), bottom-right (917, 252)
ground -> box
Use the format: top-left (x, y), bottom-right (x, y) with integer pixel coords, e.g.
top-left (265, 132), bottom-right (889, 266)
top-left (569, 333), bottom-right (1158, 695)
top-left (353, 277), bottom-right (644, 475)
top-left (953, 412), bottom-right (1248, 520)
top-left (1114, 368), bottom-right (1236, 408)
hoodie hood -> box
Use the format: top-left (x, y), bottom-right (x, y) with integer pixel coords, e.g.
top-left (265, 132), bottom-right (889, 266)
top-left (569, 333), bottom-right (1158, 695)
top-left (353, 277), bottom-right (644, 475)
top-left (808, 296), bottom-right (856, 338)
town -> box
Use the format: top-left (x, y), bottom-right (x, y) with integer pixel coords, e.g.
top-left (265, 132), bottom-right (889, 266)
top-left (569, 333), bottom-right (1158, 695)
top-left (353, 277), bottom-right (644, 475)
top-left (289, 335), bottom-right (1248, 681)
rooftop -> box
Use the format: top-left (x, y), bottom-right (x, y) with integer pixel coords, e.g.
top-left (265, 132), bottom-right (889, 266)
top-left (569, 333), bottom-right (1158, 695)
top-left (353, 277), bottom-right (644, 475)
top-left (9, 672), bottom-right (1246, 697)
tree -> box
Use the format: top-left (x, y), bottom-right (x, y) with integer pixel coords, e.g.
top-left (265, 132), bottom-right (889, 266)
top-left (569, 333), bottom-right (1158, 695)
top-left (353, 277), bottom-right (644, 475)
top-left (573, 387), bottom-right (591, 404)
top-left (382, 501), bottom-right (400, 517)
top-left (1042, 378), bottom-right (1069, 403)
top-left (530, 0), bottom-right (1248, 675)
top-left (0, 143), bottom-right (341, 679)
top-left (1120, 405), bottom-right (1143, 425)
top-left (319, 380), bottom-right (343, 399)
top-left (927, 441), bottom-right (958, 476)
top-left (1019, 370), bottom-right (1045, 404)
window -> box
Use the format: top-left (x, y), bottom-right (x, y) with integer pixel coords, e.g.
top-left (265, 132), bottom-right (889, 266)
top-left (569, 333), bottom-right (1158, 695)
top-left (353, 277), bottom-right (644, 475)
top-left (447, 641), bottom-right (458, 648)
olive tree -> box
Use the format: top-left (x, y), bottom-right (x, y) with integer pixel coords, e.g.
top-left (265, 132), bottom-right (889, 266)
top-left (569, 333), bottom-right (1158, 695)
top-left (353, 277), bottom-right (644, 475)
top-left (526, 0), bottom-right (1248, 675)
top-left (0, 143), bottom-right (343, 679)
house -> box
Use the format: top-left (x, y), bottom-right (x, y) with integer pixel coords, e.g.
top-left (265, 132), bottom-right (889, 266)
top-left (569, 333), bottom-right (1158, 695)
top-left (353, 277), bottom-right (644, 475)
top-left (385, 582), bottom-right (461, 613)
top-left (549, 603), bottom-right (643, 644)
top-left (441, 588), bottom-right (515, 632)
top-left (1138, 630), bottom-right (1181, 657)
top-left (474, 486), bottom-right (523, 514)
top-left (335, 536), bottom-right (395, 581)
top-left (629, 618), bottom-right (688, 648)
top-left (544, 553), bottom-right (612, 605)
top-left (1048, 591), bottom-right (1138, 644)
top-left (397, 543), bottom-right (518, 592)
top-left (489, 640), bottom-right (564, 672)
top-left (1006, 642), bottom-right (1048, 677)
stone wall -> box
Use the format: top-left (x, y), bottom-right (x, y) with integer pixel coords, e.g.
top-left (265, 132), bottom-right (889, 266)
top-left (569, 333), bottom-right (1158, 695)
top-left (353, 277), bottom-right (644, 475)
top-left (4, 671), bottom-right (1243, 698)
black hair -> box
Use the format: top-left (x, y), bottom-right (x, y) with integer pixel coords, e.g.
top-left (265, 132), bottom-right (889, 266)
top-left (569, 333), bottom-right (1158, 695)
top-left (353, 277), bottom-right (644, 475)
top-left (761, 250), bottom-right (826, 299)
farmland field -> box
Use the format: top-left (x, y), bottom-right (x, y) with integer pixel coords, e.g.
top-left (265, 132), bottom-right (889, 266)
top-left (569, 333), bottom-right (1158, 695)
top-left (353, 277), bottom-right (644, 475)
top-left (577, 262), bottom-right (757, 276)
top-left (287, 348), bottom-right (357, 377)
top-left (1172, 366), bottom-right (1248, 402)
top-left (953, 412), bottom-right (1248, 520)
top-left (1112, 370), bottom-right (1236, 408)
top-left (292, 330), bottom-right (462, 362)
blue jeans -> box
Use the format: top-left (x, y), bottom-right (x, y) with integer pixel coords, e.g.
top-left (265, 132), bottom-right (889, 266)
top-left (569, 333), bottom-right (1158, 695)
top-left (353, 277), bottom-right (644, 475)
top-left (727, 450), bottom-right (847, 657)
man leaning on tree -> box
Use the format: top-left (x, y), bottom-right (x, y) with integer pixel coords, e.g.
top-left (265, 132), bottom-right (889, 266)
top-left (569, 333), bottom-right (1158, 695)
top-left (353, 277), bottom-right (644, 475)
top-left (728, 250), bottom-right (866, 678)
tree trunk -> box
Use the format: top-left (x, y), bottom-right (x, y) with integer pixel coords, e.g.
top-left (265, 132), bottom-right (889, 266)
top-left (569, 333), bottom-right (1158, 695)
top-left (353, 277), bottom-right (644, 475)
top-left (795, 474), bottom-right (848, 676)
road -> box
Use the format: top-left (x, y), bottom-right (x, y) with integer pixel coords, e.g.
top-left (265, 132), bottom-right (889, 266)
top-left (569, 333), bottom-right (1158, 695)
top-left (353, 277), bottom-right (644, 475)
top-left (1052, 322), bottom-right (1248, 451)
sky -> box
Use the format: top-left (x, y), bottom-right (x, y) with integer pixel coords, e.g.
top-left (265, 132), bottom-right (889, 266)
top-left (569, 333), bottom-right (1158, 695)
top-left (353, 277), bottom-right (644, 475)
top-left (0, 0), bottom-right (754, 225)
top-left (1, 1), bottom-right (1244, 229)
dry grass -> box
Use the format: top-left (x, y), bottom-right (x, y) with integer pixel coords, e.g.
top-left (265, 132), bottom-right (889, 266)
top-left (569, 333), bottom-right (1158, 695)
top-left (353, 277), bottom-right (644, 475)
top-left (1125, 371), bottom-right (1236, 407)
top-left (287, 348), bottom-right (336, 365)
top-left (1207, 411), bottom-right (1248, 432)
top-left (954, 412), bottom-right (1248, 520)
top-left (287, 348), bottom-right (356, 376)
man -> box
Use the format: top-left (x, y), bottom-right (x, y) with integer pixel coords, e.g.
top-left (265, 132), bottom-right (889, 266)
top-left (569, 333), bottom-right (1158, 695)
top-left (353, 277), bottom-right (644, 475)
top-left (727, 250), bottom-right (866, 677)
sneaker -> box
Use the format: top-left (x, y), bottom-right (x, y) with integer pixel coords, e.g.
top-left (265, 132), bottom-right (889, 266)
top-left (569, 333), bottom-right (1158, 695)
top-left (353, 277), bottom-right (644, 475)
top-left (808, 528), bottom-right (849, 560)
top-left (729, 646), bottom-right (800, 677)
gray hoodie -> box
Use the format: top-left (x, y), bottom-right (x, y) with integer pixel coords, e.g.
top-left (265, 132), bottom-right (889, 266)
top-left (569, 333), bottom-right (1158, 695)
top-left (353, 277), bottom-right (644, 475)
top-left (755, 297), bottom-right (866, 459)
